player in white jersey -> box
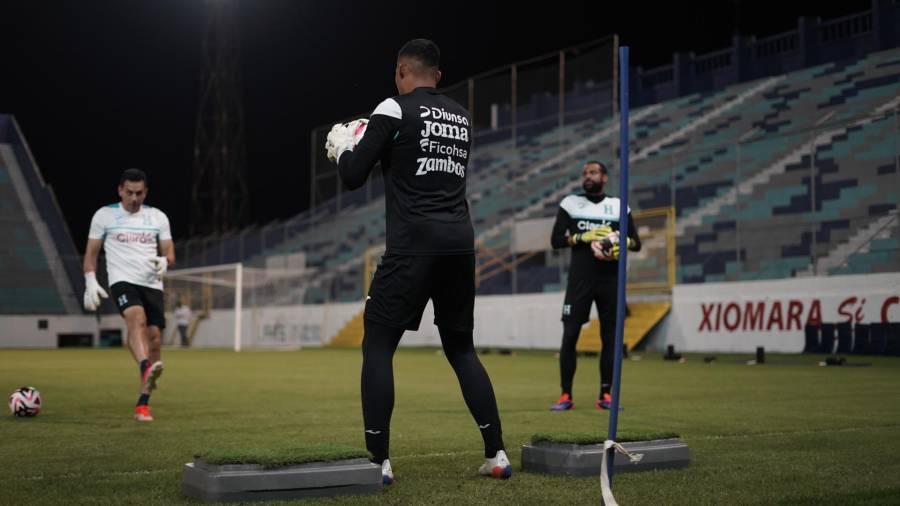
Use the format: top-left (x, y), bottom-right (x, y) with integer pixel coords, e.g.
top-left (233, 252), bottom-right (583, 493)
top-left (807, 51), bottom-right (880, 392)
top-left (82, 168), bottom-right (175, 422)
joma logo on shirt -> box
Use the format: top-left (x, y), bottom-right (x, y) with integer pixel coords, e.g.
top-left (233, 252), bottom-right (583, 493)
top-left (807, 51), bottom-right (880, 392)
top-left (420, 121), bottom-right (470, 142)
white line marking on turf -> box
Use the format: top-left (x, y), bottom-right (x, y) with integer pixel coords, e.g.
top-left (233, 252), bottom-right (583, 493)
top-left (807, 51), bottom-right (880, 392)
top-left (396, 424), bottom-right (900, 460)
top-left (399, 450), bottom-right (482, 459)
top-left (21, 469), bottom-right (170, 481)
top-left (695, 424), bottom-right (900, 441)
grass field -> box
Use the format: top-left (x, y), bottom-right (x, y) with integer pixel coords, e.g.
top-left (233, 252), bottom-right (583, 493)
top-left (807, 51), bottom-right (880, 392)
top-left (2, 347), bottom-right (900, 505)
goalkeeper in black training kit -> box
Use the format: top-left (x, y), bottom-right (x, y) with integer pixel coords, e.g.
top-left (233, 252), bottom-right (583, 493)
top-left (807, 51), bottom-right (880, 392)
top-left (327, 38), bottom-right (510, 485)
top-left (549, 161), bottom-right (641, 412)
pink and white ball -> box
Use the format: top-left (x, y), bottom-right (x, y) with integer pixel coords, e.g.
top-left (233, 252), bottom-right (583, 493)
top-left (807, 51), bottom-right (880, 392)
top-left (348, 118), bottom-right (368, 143)
top-left (9, 387), bottom-right (42, 417)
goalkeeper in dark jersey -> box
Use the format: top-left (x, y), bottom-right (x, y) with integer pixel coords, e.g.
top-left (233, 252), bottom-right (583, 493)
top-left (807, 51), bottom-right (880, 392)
top-left (549, 161), bottom-right (641, 411)
top-left (327, 39), bottom-right (510, 484)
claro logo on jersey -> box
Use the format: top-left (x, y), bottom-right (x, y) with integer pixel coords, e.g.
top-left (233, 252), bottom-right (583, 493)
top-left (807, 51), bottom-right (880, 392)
top-left (114, 231), bottom-right (157, 244)
top-left (576, 220), bottom-right (611, 231)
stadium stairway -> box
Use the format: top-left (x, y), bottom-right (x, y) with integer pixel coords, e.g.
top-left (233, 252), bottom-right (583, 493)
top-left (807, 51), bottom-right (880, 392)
top-left (674, 94), bottom-right (900, 237)
top-left (799, 208), bottom-right (899, 276)
top-left (0, 144), bottom-right (74, 313)
top-left (576, 301), bottom-right (672, 353)
top-left (327, 310), bottom-right (365, 347)
top-left (468, 103), bottom-right (663, 204)
top-left (477, 76), bottom-right (786, 244)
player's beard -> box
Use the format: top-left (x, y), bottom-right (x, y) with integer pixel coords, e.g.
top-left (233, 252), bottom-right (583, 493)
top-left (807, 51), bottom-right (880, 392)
top-left (582, 180), bottom-right (604, 194)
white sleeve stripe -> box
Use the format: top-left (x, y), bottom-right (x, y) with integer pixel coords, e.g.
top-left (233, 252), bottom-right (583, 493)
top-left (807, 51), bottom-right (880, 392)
top-left (372, 98), bottom-right (402, 120)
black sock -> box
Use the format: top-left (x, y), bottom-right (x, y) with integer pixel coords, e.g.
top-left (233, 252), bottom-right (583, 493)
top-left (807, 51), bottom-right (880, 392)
top-left (139, 359), bottom-right (150, 376)
top-left (364, 429), bottom-right (390, 464)
top-left (600, 316), bottom-right (616, 398)
top-left (438, 327), bottom-right (506, 458)
top-left (136, 393), bottom-right (150, 407)
top-left (360, 320), bottom-right (404, 464)
top-left (478, 422), bottom-right (504, 458)
top-left (559, 320), bottom-right (582, 398)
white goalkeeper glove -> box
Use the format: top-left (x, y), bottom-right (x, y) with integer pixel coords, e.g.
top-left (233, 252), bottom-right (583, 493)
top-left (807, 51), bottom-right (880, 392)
top-left (149, 256), bottom-right (168, 279)
top-left (83, 272), bottom-right (108, 311)
top-left (325, 118), bottom-right (368, 163)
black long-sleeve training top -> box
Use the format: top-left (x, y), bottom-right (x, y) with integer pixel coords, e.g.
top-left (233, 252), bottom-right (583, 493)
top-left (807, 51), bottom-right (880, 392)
top-left (337, 87), bottom-right (474, 256)
top-left (550, 193), bottom-right (642, 282)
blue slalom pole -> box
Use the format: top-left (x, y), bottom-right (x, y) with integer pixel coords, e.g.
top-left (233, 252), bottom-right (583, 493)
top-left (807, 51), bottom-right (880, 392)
top-left (605, 45), bottom-right (630, 488)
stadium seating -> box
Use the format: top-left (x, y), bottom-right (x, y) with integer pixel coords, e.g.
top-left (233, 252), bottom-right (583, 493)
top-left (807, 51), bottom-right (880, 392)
top-left (0, 153), bottom-right (67, 314)
top-left (184, 47), bottom-right (899, 303)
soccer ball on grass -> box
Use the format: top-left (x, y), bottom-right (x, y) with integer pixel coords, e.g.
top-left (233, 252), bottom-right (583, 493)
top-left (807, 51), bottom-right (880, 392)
top-left (9, 387), bottom-right (42, 417)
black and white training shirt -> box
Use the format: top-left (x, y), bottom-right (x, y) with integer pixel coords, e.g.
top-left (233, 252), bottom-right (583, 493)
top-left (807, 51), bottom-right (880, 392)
top-left (337, 87), bottom-right (473, 256)
top-left (550, 193), bottom-right (642, 282)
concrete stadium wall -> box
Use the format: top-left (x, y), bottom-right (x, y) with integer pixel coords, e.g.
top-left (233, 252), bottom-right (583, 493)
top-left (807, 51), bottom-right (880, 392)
top-left (184, 301), bottom-right (363, 349)
top-left (2, 273), bottom-right (896, 352)
top-left (0, 315), bottom-right (98, 348)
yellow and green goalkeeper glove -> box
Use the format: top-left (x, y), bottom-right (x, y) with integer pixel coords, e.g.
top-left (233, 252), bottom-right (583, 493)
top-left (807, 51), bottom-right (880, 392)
top-left (569, 225), bottom-right (612, 246)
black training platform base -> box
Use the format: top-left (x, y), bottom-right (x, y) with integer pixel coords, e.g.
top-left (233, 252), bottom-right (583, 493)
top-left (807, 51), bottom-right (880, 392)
top-left (182, 457), bottom-right (382, 502)
top-left (521, 438), bottom-right (690, 476)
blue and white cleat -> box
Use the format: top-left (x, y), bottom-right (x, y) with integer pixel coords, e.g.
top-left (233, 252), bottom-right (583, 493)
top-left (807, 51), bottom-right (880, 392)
top-left (478, 450), bottom-right (512, 479)
top-left (596, 393), bottom-right (624, 411)
top-left (381, 459), bottom-right (394, 486)
top-left (550, 393), bottom-right (574, 411)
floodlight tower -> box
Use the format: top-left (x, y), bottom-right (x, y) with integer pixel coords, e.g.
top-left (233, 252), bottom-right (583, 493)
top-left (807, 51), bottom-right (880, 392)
top-left (191, 0), bottom-right (248, 236)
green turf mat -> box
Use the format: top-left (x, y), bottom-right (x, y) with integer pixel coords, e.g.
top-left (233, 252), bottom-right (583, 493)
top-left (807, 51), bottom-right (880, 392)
top-left (531, 431), bottom-right (680, 445)
top-left (195, 443), bottom-right (371, 468)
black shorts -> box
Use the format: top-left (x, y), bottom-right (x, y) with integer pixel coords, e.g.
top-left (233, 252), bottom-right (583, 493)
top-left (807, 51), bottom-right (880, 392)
top-left (561, 278), bottom-right (618, 324)
top-left (110, 282), bottom-right (166, 328)
top-left (365, 254), bottom-right (475, 332)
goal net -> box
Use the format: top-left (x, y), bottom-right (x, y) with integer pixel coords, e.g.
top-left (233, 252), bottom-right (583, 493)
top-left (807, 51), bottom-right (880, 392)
top-left (163, 263), bottom-right (323, 350)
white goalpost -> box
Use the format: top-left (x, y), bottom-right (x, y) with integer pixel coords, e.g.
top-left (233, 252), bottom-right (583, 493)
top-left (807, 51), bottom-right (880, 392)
top-left (163, 262), bottom-right (316, 351)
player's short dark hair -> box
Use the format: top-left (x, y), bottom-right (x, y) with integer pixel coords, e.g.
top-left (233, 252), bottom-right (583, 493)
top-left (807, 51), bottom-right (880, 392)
top-left (119, 168), bottom-right (147, 186)
top-left (585, 160), bottom-right (608, 174)
top-left (398, 38), bottom-right (440, 69)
